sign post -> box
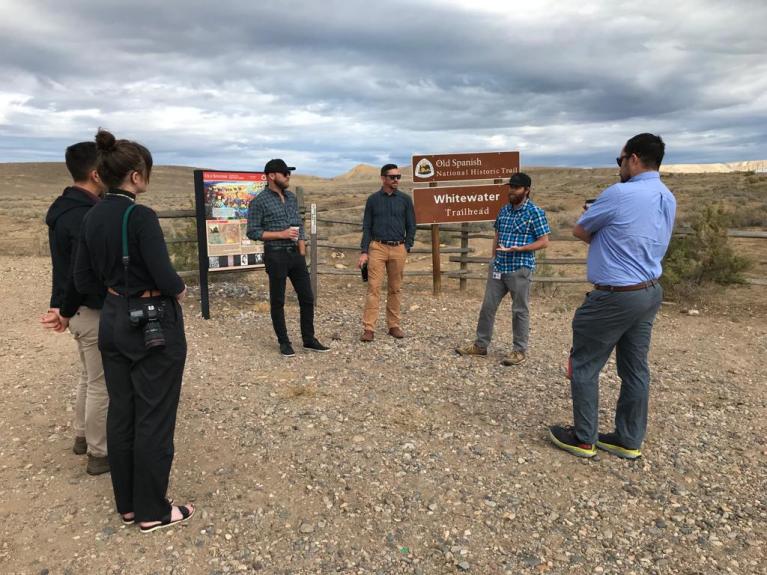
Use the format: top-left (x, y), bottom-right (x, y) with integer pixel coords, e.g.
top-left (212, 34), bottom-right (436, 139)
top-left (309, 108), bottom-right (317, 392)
top-left (411, 151), bottom-right (520, 295)
top-left (310, 203), bottom-right (318, 299)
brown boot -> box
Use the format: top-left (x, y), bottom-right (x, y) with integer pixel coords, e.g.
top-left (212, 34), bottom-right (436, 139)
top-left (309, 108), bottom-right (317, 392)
top-left (86, 454), bottom-right (110, 476)
top-left (388, 327), bottom-right (405, 339)
top-left (360, 330), bottom-right (374, 342)
top-left (72, 436), bottom-right (87, 455)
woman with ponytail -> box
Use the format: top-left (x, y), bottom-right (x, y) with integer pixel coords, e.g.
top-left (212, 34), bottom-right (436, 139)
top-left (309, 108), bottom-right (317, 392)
top-left (74, 129), bottom-right (195, 533)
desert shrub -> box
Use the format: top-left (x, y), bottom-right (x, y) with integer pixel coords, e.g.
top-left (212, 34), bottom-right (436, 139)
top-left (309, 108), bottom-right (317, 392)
top-left (663, 206), bottom-right (751, 297)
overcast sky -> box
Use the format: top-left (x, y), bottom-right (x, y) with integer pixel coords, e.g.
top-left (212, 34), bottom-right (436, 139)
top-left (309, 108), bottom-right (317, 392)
top-left (1, 0), bottom-right (765, 176)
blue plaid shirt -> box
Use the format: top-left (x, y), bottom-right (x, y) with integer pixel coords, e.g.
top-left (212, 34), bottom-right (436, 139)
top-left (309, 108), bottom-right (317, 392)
top-left (246, 187), bottom-right (304, 248)
top-left (493, 199), bottom-right (550, 273)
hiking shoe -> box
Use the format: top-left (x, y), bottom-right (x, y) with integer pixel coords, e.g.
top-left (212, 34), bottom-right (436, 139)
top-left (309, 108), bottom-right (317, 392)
top-left (303, 338), bottom-right (330, 353)
top-left (73, 436), bottom-right (87, 455)
top-left (596, 432), bottom-right (642, 460)
top-left (86, 454), bottom-right (110, 475)
top-left (455, 343), bottom-right (487, 356)
top-left (360, 330), bottom-right (374, 342)
top-left (548, 425), bottom-right (596, 458)
top-left (501, 350), bottom-right (526, 366)
top-left (280, 342), bottom-right (296, 357)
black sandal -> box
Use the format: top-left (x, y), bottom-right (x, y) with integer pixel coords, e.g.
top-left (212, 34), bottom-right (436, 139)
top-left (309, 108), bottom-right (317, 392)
top-left (139, 505), bottom-right (195, 533)
top-left (121, 498), bottom-right (173, 525)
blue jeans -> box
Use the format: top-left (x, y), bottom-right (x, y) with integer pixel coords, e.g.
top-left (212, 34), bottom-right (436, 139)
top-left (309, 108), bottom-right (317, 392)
top-left (570, 285), bottom-right (662, 448)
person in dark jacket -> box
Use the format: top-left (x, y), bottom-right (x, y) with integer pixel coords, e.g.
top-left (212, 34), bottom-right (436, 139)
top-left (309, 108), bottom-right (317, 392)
top-left (41, 141), bottom-right (110, 475)
top-left (74, 129), bottom-right (195, 532)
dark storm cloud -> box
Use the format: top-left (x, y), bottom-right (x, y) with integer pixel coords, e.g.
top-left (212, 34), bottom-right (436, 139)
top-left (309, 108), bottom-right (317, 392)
top-left (0, 0), bottom-right (765, 174)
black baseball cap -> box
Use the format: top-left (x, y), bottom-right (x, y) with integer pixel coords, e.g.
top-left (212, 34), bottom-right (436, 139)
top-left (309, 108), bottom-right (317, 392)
top-left (508, 172), bottom-right (532, 187)
top-left (263, 158), bottom-right (296, 174)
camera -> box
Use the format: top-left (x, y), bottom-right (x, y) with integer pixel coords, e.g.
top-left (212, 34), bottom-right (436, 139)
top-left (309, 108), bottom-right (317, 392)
top-left (129, 302), bottom-right (166, 349)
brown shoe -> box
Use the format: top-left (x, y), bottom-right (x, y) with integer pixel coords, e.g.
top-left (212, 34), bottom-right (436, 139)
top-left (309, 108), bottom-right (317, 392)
top-left (360, 330), bottom-right (374, 342)
top-left (86, 454), bottom-right (110, 476)
top-left (501, 350), bottom-right (526, 366)
top-left (388, 327), bottom-right (405, 339)
top-left (72, 436), bottom-right (87, 455)
top-left (455, 343), bottom-right (487, 356)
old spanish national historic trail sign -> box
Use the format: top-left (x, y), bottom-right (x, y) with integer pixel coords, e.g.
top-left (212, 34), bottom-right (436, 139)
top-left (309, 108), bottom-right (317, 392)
top-left (410, 151), bottom-right (520, 294)
top-left (412, 151), bottom-right (519, 183)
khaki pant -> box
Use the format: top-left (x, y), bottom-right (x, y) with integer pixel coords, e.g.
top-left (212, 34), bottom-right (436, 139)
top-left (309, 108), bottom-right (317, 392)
top-left (362, 241), bottom-right (407, 331)
top-left (69, 306), bottom-right (108, 457)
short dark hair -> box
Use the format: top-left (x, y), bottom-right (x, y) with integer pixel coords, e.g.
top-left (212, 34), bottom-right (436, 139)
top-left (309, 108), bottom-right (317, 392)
top-left (95, 128), bottom-right (153, 189)
top-left (624, 133), bottom-right (665, 169)
top-left (65, 142), bottom-right (98, 182)
top-left (380, 163), bottom-right (398, 176)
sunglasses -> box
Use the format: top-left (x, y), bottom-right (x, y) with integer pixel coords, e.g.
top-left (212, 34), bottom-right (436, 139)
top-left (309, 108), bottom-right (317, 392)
top-left (280, 171), bottom-right (291, 177)
top-left (385, 174), bottom-right (402, 180)
top-left (616, 154), bottom-right (629, 167)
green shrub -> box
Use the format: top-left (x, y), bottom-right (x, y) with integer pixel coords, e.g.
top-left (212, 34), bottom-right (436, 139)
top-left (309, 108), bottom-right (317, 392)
top-left (663, 206), bottom-right (751, 297)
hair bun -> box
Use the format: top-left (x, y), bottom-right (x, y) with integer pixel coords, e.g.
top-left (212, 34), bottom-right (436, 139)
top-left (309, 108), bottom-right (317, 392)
top-left (95, 128), bottom-right (117, 152)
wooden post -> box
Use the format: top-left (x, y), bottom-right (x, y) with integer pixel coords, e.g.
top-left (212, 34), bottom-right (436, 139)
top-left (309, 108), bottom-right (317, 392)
top-left (459, 222), bottom-right (468, 292)
top-left (429, 182), bottom-right (441, 295)
top-left (310, 203), bottom-right (318, 300)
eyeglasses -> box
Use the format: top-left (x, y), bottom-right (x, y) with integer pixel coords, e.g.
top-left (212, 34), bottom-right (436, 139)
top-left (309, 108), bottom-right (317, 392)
top-left (385, 174), bottom-right (402, 180)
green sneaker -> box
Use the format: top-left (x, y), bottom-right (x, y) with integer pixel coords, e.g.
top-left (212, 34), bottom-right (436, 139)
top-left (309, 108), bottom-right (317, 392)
top-left (596, 432), bottom-right (642, 460)
top-left (548, 425), bottom-right (596, 458)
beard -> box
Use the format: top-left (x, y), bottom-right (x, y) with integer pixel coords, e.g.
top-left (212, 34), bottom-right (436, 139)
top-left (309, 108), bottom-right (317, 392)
top-left (275, 178), bottom-right (290, 191)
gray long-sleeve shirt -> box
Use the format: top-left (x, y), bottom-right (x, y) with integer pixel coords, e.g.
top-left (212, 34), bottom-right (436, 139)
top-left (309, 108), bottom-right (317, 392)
top-left (360, 188), bottom-right (416, 253)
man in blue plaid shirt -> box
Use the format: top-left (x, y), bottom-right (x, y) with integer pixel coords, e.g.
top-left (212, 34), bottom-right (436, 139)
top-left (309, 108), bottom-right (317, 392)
top-left (456, 173), bottom-right (550, 365)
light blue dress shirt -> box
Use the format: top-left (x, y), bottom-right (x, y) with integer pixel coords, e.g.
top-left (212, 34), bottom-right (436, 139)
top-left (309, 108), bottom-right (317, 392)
top-left (577, 171), bottom-right (676, 285)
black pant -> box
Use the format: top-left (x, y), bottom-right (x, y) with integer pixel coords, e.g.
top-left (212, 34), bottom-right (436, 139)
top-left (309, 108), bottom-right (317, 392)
top-left (263, 246), bottom-right (315, 344)
top-left (99, 293), bottom-right (187, 522)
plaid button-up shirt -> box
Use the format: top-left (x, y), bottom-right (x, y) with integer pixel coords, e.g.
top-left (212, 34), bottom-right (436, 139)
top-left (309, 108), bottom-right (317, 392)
top-left (493, 198), bottom-right (550, 273)
top-left (246, 187), bottom-right (304, 248)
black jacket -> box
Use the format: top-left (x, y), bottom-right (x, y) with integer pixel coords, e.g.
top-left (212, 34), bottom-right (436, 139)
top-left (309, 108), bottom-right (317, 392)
top-left (74, 190), bottom-right (185, 298)
top-left (45, 186), bottom-right (104, 317)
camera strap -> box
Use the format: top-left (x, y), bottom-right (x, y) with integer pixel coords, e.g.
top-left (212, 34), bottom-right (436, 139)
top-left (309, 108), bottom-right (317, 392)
top-left (122, 204), bottom-right (137, 307)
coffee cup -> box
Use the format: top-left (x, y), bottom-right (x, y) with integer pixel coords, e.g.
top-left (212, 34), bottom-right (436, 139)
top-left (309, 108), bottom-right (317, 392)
top-left (290, 226), bottom-right (299, 241)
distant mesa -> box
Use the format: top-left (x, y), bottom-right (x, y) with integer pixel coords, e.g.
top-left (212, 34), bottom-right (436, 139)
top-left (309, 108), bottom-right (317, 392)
top-left (334, 163), bottom-right (414, 180)
top-left (661, 159), bottom-right (767, 174)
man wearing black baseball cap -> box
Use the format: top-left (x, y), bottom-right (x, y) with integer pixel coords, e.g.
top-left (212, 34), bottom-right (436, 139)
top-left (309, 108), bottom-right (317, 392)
top-left (246, 159), bottom-right (328, 356)
top-left (456, 172), bottom-right (550, 366)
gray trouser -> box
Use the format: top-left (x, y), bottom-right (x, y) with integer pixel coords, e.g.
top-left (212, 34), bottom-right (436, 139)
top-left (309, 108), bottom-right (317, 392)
top-left (475, 267), bottom-right (531, 352)
top-left (570, 284), bottom-right (663, 448)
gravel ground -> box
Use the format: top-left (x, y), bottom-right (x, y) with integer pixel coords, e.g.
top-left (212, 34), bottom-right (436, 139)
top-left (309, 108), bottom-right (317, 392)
top-left (1, 255), bottom-right (765, 575)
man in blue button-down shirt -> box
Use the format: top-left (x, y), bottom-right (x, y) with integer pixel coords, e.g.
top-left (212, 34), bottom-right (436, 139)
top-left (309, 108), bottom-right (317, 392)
top-left (456, 172), bottom-right (550, 366)
top-left (549, 133), bottom-right (676, 460)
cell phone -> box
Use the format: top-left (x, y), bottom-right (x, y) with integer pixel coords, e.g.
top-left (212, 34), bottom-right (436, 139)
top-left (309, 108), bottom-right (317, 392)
top-left (361, 262), bottom-right (368, 282)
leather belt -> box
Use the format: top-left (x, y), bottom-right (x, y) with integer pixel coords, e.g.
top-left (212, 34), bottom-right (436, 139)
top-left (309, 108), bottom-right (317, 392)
top-left (264, 244), bottom-right (297, 252)
top-left (593, 279), bottom-right (658, 292)
top-left (375, 239), bottom-right (404, 246)
top-left (108, 287), bottom-right (162, 298)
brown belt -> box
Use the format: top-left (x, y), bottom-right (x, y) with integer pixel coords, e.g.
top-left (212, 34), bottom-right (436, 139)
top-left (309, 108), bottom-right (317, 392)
top-left (593, 279), bottom-right (658, 292)
top-left (107, 287), bottom-right (162, 298)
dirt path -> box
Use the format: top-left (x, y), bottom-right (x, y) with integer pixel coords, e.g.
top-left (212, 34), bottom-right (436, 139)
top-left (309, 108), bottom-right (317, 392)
top-left (1, 256), bottom-right (765, 574)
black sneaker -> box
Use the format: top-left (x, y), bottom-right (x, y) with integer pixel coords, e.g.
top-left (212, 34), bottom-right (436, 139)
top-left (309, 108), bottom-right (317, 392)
top-left (548, 425), bottom-right (596, 458)
top-left (596, 432), bottom-right (642, 459)
top-left (303, 338), bottom-right (330, 353)
top-left (280, 342), bottom-right (296, 357)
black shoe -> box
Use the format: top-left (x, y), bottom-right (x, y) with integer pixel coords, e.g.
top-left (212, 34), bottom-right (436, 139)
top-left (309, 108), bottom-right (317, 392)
top-left (596, 432), bottom-right (642, 459)
top-left (303, 338), bottom-right (330, 353)
top-left (548, 425), bottom-right (596, 458)
top-left (280, 342), bottom-right (296, 357)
